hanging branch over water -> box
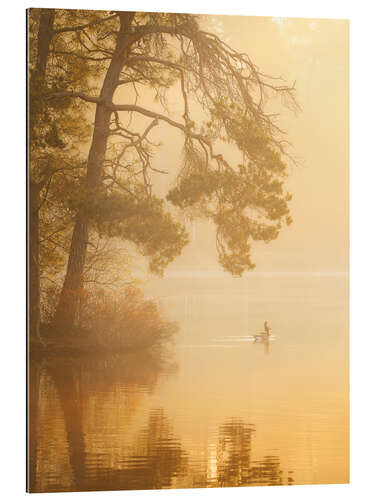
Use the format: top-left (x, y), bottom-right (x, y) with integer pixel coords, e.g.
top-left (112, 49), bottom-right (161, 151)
top-left (34, 10), bottom-right (299, 327)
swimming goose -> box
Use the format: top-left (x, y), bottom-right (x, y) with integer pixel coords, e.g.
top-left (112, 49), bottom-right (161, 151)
top-left (253, 321), bottom-right (271, 342)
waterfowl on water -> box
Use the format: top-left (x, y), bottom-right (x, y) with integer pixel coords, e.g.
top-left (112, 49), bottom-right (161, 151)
top-left (252, 321), bottom-right (271, 342)
top-left (264, 321), bottom-right (270, 336)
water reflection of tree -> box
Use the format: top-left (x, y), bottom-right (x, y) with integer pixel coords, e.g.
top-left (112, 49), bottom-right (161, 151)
top-left (133, 408), bottom-right (188, 489)
top-left (29, 355), bottom-right (293, 492)
top-left (28, 359), bottom-right (44, 492)
top-left (198, 418), bottom-right (293, 488)
top-left (28, 350), bottom-right (176, 492)
top-left (91, 409), bottom-right (188, 491)
top-left (216, 419), bottom-right (255, 487)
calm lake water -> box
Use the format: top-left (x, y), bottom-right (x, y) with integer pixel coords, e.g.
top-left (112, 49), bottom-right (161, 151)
top-left (28, 272), bottom-right (349, 492)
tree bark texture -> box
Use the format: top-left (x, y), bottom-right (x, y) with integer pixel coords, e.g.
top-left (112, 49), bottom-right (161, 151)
top-left (29, 181), bottom-right (41, 341)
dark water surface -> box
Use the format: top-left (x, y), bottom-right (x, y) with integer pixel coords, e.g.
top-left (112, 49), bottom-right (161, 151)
top-left (28, 273), bottom-right (349, 492)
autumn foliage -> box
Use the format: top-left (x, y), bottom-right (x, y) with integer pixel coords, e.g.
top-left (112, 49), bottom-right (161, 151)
top-left (41, 285), bottom-right (178, 353)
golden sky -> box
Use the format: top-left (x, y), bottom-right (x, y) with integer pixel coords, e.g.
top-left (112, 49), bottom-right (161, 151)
top-left (218, 16), bottom-right (349, 273)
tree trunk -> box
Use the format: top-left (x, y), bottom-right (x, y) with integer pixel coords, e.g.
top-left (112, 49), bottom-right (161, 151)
top-left (29, 181), bottom-right (42, 342)
top-left (34, 9), bottom-right (55, 77)
top-left (28, 9), bottom-right (55, 343)
top-left (53, 12), bottom-right (135, 328)
top-left (49, 363), bottom-right (87, 491)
